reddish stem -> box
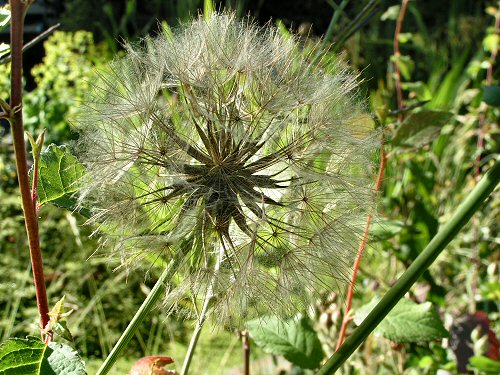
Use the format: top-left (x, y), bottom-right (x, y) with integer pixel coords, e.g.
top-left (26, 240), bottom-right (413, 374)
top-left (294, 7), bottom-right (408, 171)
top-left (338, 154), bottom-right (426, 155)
top-left (335, 138), bottom-right (387, 352)
top-left (393, 0), bottom-right (410, 123)
top-left (243, 331), bottom-right (250, 375)
top-left (9, 0), bottom-right (50, 333)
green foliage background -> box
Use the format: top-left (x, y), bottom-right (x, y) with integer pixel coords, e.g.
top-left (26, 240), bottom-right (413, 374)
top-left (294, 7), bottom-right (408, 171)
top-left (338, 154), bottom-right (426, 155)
top-left (0, 1), bottom-right (499, 374)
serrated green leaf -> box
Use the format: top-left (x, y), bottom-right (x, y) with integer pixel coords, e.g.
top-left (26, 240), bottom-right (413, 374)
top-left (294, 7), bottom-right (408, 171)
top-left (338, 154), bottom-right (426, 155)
top-left (354, 298), bottom-right (448, 343)
top-left (0, 337), bottom-right (46, 374)
top-left (392, 110), bottom-right (453, 148)
top-left (370, 219), bottom-right (405, 241)
top-left (44, 342), bottom-right (86, 374)
top-left (247, 316), bottom-right (323, 369)
top-left (0, 337), bottom-right (86, 374)
top-left (483, 85), bottom-right (500, 107)
top-left (468, 356), bottom-right (500, 374)
top-left (29, 144), bottom-right (90, 217)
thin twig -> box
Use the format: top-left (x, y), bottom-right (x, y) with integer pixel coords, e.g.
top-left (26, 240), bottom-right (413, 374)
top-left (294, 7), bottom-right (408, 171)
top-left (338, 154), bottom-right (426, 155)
top-left (9, 0), bottom-right (50, 334)
top-left (180, 246), bottom-right (224, 375)
top-left (0, 22), bottom-right (60, 65)
top-left (335, 136), bottom-right (387, 351)
top-left (393, 0), bottom-right (410, 123)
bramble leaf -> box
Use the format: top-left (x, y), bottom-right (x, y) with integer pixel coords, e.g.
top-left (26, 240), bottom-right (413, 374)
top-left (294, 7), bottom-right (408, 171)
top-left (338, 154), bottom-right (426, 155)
top-left (354, 298), bottom-right (448, 343)
top-left (0, 337), bottom-right (86, 374)
top-left (247, 316), bottom-right (323, 369)
top-left (30, 144), bottom-right (90, 217)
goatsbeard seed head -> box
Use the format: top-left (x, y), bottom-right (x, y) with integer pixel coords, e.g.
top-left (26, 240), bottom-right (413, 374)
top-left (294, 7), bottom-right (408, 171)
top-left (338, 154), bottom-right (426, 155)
top-left (76, 12), bottom-right (376, 325)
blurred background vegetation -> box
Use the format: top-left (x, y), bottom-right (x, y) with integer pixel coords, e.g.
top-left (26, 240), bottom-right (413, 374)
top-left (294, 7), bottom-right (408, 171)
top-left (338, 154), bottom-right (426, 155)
top-left (0, 0), bottom-right (499, 374)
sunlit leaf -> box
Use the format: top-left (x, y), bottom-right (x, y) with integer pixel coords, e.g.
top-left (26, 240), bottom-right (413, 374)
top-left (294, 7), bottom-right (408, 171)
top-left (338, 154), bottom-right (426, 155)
top-left (0, 337), bottom-right (86, 374)
top-left (29, 144), bottom-right (90, 217)
top-left (247, 316), bottom-right (323, 369)
top-left (354, 298), bottom-right (448, 343)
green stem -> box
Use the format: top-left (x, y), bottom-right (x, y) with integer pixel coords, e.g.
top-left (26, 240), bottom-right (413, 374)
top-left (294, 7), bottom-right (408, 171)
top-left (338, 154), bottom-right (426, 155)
top-left (317, 157), bottom-right (500, 375)
top-left (331, 0), bottom-right (382, 53)
top-left (320, 0), bottom-right (350, 53)
top-left (180, 245), bottom-right (224, 375)
top-left (96, 257), bottom-right (180, 375)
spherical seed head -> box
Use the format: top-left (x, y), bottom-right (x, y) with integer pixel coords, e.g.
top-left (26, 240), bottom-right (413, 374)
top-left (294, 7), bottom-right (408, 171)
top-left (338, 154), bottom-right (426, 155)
top-left (76, 13), bottom-right (376, 324)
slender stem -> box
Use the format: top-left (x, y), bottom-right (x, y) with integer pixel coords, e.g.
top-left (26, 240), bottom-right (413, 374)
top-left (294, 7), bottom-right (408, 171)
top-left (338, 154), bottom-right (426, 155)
top-left (9, 0), bottom-right (50, 333)
top-left (96, 257), bottom-right (180, 375)
top-left (0, 22), bottom-right (60, 65)
top-left (316, 157), bottom-right (500, 375)
top-left (320, 0), bottom-right (351, 53)
top-left (243, 330), bottom-right (250, 375)
top-left (393, 0), bottom-right (410, 123)
top-left (331, 0), bottom-right (382, 53)
top-left (181, 246), bottom-right (224, 375)
top-left (335, 137), bottom-right (387, 351)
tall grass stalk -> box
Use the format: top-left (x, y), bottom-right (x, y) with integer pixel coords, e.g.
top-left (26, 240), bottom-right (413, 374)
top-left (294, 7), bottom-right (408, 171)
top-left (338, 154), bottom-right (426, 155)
top-left (317, 157), bottom-right (500, 374)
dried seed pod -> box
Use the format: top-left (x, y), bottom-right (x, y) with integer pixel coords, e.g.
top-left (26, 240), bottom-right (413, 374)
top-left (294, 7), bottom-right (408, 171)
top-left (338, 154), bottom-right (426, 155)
top-left (76, 12), bottom-right (376, 324)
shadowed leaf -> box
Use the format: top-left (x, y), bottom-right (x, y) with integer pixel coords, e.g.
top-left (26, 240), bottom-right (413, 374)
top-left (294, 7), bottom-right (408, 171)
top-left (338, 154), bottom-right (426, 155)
top-left (392, 110), bottom-right (453, 148)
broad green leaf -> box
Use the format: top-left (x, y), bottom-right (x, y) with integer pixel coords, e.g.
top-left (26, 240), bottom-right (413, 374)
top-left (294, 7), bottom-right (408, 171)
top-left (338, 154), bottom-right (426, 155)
top-left (468, 356), bottom-right (500, 374)
top-left (247, 316), bottom-right (323, 369)
top-left (0, 337), bottom-right (86, 374)
top-left (354, 298), bottom-right (448, 343)
top-left (392, 110), bottom-right (453, 148)
top-left (30, 144), bottom-right (90, 217)
top-left (44, 342), bottom-right (87, 375)
top-left (483, 85), bottom-right (500, 107)
top-left (370, 219), bottom-right (405, 241)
